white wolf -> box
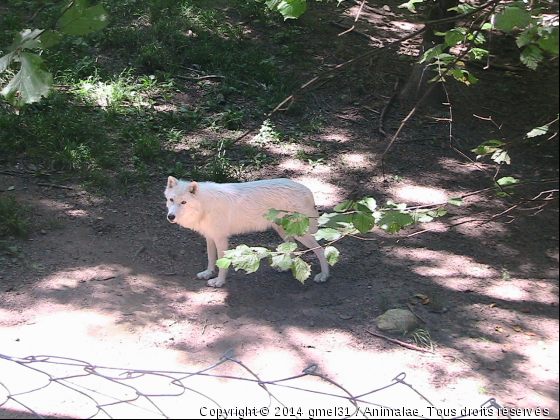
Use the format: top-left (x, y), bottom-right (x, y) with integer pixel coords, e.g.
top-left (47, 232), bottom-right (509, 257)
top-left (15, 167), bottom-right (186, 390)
top-left (165, 176), bottom-right (330, 287)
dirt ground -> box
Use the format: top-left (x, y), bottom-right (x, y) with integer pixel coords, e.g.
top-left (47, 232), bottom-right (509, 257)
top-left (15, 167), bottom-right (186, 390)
top-left (0, 1), bottom-right (559, 418)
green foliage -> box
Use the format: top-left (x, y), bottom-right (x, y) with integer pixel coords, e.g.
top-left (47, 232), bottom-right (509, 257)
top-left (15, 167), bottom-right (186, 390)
top-left (0, 196), bottom-right (33, 238)
top-left (472, 140), bottom-right (510, 165)
top-left (262, 0), bottom-right (308, 20)
top-left (57, 0), bottom-right (109, 35)
top-left (403, 0), bottom-right (558, 76)
top-left (219, 195), bottom-right (455, 283)
top-left (0, 94), bottom-right (117, 171)
top-left (0, 1), bottom-right (109, 109)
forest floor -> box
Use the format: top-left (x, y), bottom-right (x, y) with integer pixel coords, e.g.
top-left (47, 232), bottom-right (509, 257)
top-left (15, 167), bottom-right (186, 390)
top-left (0, 0), bottom-right (558, 418)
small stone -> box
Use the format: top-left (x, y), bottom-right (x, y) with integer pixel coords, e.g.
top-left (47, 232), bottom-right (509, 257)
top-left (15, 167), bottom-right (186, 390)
top-left (375, 309), bottom-right (419, 334)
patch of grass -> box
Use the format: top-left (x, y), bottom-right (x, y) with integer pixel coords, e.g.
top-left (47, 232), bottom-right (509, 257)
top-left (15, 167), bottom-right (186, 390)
top-left (408, 328), bottom-right (435, 352)
top-left (0, 94), bottom-right (118, 172)
top-left (1, 0), bottom-right (308, 188)
top-left (0, 196), bottom-right (32, 238)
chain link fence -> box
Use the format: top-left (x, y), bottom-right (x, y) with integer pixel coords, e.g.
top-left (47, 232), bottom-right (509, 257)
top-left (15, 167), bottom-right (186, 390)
top-left (1, 351), bottom-right (509, 419)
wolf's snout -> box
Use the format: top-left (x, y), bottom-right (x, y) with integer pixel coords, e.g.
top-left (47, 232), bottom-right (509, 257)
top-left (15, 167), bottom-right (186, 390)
top-left (167, 213), bottom-right (176, 222)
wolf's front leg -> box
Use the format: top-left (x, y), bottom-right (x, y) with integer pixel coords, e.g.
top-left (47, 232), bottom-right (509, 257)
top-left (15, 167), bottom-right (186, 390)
top-left (197, 237), bottom-right (217, 280)
top-left (206, 237), bottom-right (229, 288)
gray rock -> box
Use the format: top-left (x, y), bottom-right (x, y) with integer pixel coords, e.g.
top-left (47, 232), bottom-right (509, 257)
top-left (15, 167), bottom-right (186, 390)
top-left (375, 309), bottom-right (419, 334)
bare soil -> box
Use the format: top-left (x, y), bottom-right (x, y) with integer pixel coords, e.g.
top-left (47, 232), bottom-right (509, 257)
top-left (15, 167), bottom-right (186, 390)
top-left (0, 1), bottom-right (558, 418)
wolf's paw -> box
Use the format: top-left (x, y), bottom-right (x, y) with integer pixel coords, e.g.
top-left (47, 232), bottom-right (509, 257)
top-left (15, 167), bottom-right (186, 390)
top-left (313, 272), bottom-right (329, 283)
top-left (197, 269), bottom-right (215, 280)
top-left (207, 278), bottom-right (226, 288)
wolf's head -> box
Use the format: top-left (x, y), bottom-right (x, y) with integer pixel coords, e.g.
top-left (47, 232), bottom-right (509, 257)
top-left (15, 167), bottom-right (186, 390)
top-left (164, 176), bottom-right (201, 227)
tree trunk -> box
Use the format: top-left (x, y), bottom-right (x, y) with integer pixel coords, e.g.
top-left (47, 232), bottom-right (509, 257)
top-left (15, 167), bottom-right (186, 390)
top-left (400, 0), bottom-right (459, 109)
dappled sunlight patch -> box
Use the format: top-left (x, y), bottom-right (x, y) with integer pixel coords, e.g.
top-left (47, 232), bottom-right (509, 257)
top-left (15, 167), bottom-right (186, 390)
top-left (453, 220), bottom-right (510, 239)
top-left (415, 220), bottom-right (449, 233)
top-left (392, 248), bottom-right (497, 288)
top-left (320, 131), bottom-right (351, 143)
top-left (438, 158), bottom-right (482, 175)
top-left (391, 21), bottom-right (421, 31)
top-left (339, 152), bottom-right (373, 169)
top-left (292, 176), bottom-right (342, 207)
top-left (37, 198), bottom-right (72, 210)
top-left (279, 157), bottom-right (306, 172)
top-left (37, 264), bottom-right (130, 289)
top-left (524, 340), bottom-right (559, 382)
top-left (484, 282), bottom-right (529, 301)
top-left (484, 279), bottom-right (558, 303)
top-left (65, 209), bottom-right (91, 218)
top-left (394, 185), bottom-right (448, 205)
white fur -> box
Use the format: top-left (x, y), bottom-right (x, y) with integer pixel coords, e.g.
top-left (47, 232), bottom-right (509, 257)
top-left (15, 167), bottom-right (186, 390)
top-left (165, 176), bottom-right (330, 287)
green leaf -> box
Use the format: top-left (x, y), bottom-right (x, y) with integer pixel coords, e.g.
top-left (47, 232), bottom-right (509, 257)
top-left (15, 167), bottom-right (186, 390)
top-left (281, 212), bottom-right (310, 237)
top-left (520, 45), bottom-right (543, 70)
top-left (8, 29), bottom-right (44, 52)
top-left (277, 241), bottom-right (297, 253)
top-left (314, 228), bottom-right (342, 241)
top-left (216, 257), bottom-right (232, 269)
top-left (318, 212), bottom-right (354, 228)
top-left (420, 44), bottom-right (446, 64)
top-left (271, 253), bottom-right (293, 271)
top-left (448, 197), bottom-right (463, 206)
top-left (468, 48), bottom-right (489, 61)
top-left (38, 30), bottom-right (63, 49)
top-left (58, 0), bottom-right (110, 36)
top-left (445, 28), bottom-right (467, 47)
top-left (0, 52), bottom-right (16, 72)
top-left (416, 213), bottom-right (434, 223)
top-left (378, 211), bottom-right (414, 233)
top-left (352, 211), bottom-right (377, 234)
top-left (265, 0), bottom-right (307, 20)
top-left (494, 6), bottom-right (531, 33)
top-left (516, 27), bottom-right (537, 48)
top-left (537, 26), bottom-right (559, 55)
top-left (471, 140), bottom-right (506, 156)
top-left (356, 197), bottom-right (377, 212)
top-left (454, 4), bottom-right (477, 14)
top-left (1, 52), bottom-right (53, 107)
top-left (222, 245), bottom-right (269, 273)
top-left (496, 176), bottom-right (519, 186)
top-left (291, 257), bottom-right (311, 283)
top-left (263, 208), bottom-right (286, 224)
top-left (416, 208), bottom-right (447, 223)
top-left (433, 53), bottom-right (455, 66)
top-left (491, 149), bottom-right (511, 165)
top-left (334, 200), bottom-right (355, 212)
top-left (324, 246), bottom-right (340, 266)
top-left (398, 0), bottom-right (424, 12)
top-left (526, 125), bottom-right (549, 138)
top-left (469, 31), bottom-right (486, 45)
top-left (385, 201), bottom-right (407, 210)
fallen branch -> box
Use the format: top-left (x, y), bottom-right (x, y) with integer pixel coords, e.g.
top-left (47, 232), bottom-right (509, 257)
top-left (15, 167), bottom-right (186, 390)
top-left (37, 183), bottom-right (73, 190)
top-left (366, 329), bottom-right (435, 354)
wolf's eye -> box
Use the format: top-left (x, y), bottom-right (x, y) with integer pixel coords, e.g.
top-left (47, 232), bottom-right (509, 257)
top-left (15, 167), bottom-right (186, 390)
top-left (181, 201), bottom-right (186, 204)
top-left (169, 198), bottom-right (174, 203)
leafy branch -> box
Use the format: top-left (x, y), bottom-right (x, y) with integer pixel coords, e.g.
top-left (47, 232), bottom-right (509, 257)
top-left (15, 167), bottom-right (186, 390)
top-left (217, 173), bottom-right (558, 284)
top-left (0, 0), bottom-right (109, 110)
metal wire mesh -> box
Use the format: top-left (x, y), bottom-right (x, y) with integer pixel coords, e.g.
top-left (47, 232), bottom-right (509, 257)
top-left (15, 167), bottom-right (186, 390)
top-left (0, 351), bottom-right (508, 419)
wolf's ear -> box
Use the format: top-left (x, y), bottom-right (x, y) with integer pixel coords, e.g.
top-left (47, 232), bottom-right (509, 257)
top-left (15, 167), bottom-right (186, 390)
top-left (167, 176), bottom-right (179, 189)
top-left (188, 181), bottom-right (198, 194)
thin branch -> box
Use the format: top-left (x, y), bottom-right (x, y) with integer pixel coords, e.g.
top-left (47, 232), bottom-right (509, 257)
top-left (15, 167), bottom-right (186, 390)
top-left (378, 76), bottom-right (401, 138)
top-left (381, 0), bottom-right (500, 165)
top-left (366, 329), bottom-right (435, 354)
top-left (204, 0), bottom-right (502, 159)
